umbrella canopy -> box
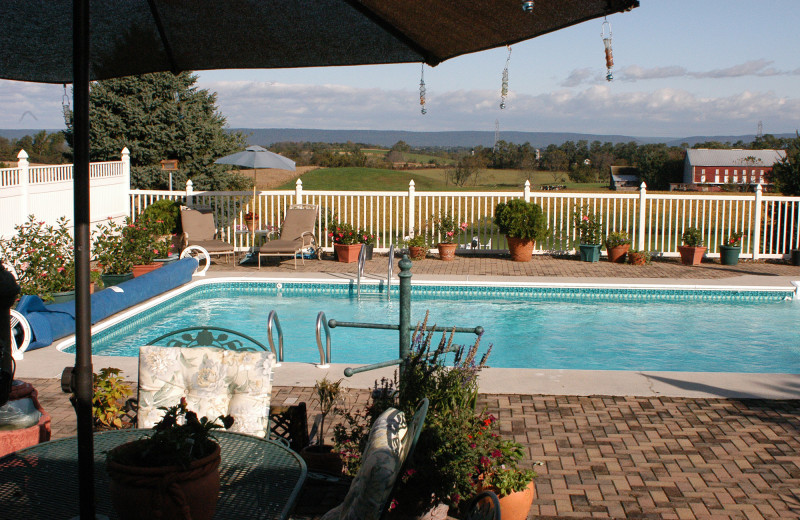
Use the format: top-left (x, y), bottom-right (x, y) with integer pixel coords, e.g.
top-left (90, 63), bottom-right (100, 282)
top-left (0, 1), bottom-right (639, 517)
top-left (215, 146), bottom-right (296, 171)
top-left (0, 0), bottom-right (639, 84)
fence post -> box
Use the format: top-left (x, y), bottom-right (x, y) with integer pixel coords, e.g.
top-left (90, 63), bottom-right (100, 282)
top-left (121, 147), bottom-right (131, 217)
top-left (408, 180), bottom-right (416, 237)
top-left (295, 179), bottom-right (303, 204)
top-left (523, 180), bottom-right (531, 202)
top-left (753, 183), bottom-right (763, 260)
top-left (638, 182), bottom-right (647, 251)
top-left (17, 150), bottom-right (29, 221)
top-left (186, 179), bottom-right (194, 207)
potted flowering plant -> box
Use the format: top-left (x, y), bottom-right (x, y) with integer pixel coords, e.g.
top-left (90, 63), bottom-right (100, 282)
top-left (433, 210), bottom-right (468, 261)
top-left (2, 215), bottom-right (76, 302)
top-left (358, 228), bottom-right (375, 260)
top-left (719, 231), bottom-right (743, 265)
top-left (573, 207), bottom-right (603, 262)
top-left (243, 210), bottom-right (259, 232)
top-left (400, 233), bottom-right (429, 261)
top-left (678, 227), bottom-right (706, 266)
top-left (92, 218), bottom-right (134, 286)
top-left (328, 219), bottom-right (360, 263)
top-left (604, 231), bottom-right (631, 263)
top-left (106, 398), bottom-right (233, 520)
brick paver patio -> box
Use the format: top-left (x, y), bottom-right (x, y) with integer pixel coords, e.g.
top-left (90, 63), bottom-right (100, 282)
top-left (15, 254), bottom-right (800, 519)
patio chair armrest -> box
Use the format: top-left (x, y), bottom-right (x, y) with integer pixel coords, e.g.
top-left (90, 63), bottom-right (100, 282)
top-left (300, 231), bottom-right (317, 247)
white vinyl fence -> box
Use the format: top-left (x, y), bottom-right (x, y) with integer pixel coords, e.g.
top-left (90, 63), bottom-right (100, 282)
top-left (0, 148), bottom-right (130, 239)
top-left (131, 179), bottom-right (800, 260)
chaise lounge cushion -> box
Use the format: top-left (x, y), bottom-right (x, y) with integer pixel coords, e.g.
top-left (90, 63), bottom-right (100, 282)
top-left (138, 345), bottom-right (275, 437)
top-left (321, 407), bottom-right (408, 520)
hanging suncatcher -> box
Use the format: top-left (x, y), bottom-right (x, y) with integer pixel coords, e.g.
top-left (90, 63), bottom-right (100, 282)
top-left (602, 17), bottom-right (613, 82)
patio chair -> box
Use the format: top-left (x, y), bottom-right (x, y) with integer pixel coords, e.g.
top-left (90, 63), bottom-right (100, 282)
top-left (257, 204), bottom-right (320, 269)
top-left (320, 398), bottom-right (429, 520)
top-left (179, 207), bottom-right (236, 263)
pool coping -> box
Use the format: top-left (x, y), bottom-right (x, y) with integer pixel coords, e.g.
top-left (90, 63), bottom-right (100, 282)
top-left (15, 271), bottom-right (800, 400)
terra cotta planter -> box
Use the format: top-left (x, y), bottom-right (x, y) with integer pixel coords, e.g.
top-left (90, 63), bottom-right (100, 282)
top-left (678, 245), bottom-right (707, 266)
top-left (506, 236), bottom-right (535, 262)
top-left (334, 243), bottom-right (361, 263)
top-left (132, 263), bottom-right (163, 277)
top-left (437, 242), bottom-right (457, 261)
top-left (107, 440), bottom-right (221, 520)
top-left (408, 246), bottom-right (427, 260)
top-left (495, 480), bottom-right (536, 520)
top-left (607, 243), bottom-right (630, 263)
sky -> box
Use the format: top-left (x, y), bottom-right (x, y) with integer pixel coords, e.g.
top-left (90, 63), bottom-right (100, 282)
top-left (0, 0), bottom-right (798, 138)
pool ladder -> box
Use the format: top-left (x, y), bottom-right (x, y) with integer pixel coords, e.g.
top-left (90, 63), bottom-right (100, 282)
top-left (356, 243), bottom-right (394, 299)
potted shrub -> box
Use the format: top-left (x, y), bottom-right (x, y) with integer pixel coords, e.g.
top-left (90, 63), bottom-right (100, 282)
top-left (301, 376), bottom-right (346, 474)
top-left (106, 398), bottom-right (233, 520)
top-left (433, 210), bottom-right (468, 261)
top-left (93, 218), bottom-right (135, 286)
top-left (719, 231), bottom-right (743, 265)
top-left (493, 199), bottom-right (548, 262)
top-left (574, 207), bottom-right (603, 262)
top-left (679, 227), bottom-right (706, 266)
top-left (141, 199), bottom-right (182, 237)
top-left (605, 231), bottom-right (631, 263)
top-left (3, 215), bottom-right (76, 302)
top-left (627, 248), bottom-right (651, 266)
top-left (328, 218), bottom-right (361, 263)
top-left (125, 216), bottom-right (163, 276)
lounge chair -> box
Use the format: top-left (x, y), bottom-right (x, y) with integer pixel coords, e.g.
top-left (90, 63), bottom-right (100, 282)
top-left (258, 204), bottom-right (320, 269)
top-left (320, 398), bottom-right (428, 520)
top-left (179, 207), bottom-right (236, 263)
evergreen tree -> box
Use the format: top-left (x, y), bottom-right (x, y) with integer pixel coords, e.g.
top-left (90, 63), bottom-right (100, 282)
top-left (769, 133), bottom-right (800, 196)
top-left (65, 72), bottom-right (248, 190)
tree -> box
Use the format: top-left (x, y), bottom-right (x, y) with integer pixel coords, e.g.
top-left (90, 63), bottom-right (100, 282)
top-left (65, 72), bottom-right (248, 190)
top-left (447, 153), bottom-right (485, 187)
top-left (769, 133), bottom-right (800, 196)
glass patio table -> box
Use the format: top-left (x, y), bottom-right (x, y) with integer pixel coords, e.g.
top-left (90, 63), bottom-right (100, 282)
top-left (0, 429), bottom-right (307, 520)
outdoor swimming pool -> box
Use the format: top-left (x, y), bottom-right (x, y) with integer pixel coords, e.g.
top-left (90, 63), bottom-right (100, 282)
top-left (68, 281), bottom-right (800, 373)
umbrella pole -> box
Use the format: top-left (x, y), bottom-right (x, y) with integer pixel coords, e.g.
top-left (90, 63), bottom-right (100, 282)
top-left (71, 0), bottom-right (96, 517)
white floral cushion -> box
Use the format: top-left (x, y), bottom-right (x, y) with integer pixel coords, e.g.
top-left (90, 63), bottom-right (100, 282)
top-left (321, 407), bottom-right (408, 520)
top-left (138, 345), bottom-right (275, 438)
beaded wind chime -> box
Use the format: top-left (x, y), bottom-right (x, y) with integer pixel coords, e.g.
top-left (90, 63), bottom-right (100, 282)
top-left (419, 63), bottom-right (427, 115)
top-left (602, 17), bottom-right (614, 82)
top-left (500, 46), bottom-right (511, 109)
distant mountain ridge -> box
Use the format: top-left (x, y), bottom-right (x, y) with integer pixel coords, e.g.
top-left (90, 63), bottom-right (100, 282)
top-left (232, 128), bottom-right (794, 149)
top-left (0, 128), bottom-right (793, 150)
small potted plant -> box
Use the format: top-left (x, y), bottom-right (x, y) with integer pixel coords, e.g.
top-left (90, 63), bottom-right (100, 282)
top-left (605, 231), bottom-right (632, 263)
top-left (679, 227), bottom-right (706, 266)
top-left (243, 210), bottom-right (259, 232)
top-left (358, 228), bottom-right (375, 260)
top-left (493, 199), bottom-right (548, 262)
top-left (106, 398), bottom-right (233, 520)
top-left (301, 376), bottom-right (346, 474)
top-left (719, 231), bottom-right (743, 265)
top-left (627, 248), bottom-right (651, 265)
top-left (433, 210), bottom-right (468, 261)
top-left (328, 221), bottom-right (360, 263)
top-left (403, 233), bottom-right (429, 261)
top-left (573, 207), bottom-right (604, 262)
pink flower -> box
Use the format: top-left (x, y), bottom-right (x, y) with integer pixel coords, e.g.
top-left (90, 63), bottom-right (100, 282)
top-left (582, 215), bottom-right (589, 221)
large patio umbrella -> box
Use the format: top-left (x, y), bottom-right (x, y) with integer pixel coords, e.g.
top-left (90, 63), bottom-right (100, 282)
top-left (0, 1), bottom-right (639, 517)
top-left (215, 145), bottom-right (296, 183)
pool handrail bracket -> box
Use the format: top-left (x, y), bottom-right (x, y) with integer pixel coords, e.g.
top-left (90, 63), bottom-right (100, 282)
top-left (315, 311), bottom-right (332, 368)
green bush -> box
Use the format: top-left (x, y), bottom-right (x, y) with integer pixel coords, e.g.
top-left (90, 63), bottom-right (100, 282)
top-left (141, 199), bottom-right (182, 235)
top-left (681, 227), bottom-right (703, 247)
top-left (493, 199), bottom-right (548, 241)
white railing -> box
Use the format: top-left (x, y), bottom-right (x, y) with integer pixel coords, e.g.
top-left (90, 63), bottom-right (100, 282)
top-left (0, 148), bottom-right (130, 238)
top-left (130, 179), bottom-right (800, 260)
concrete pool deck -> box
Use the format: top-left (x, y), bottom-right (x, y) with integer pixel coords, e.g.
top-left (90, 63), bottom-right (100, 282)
top-left (13, 255), bottom-right (800, 519)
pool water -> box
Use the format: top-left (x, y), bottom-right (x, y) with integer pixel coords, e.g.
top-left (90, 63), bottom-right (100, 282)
top-left (73, 282), bottom-right (800, 373)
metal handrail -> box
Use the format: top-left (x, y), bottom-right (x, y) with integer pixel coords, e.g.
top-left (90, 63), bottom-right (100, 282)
top-left (315, 311), bottom-right (332, 368)
top-left (386, 244), bottom-right (394, 300)
top-left (266, 310), bottom-right (284, 366)
top-left (356, 243), bottom-right (367, 296)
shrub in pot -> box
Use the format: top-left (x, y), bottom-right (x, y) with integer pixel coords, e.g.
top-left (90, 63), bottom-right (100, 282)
top-left (627, 249), bottom-right (651, 265)
top-left (678, 227), bottom-right (706, 266)
top-left (93, 218), bottom-right (134, 285)
top-left (301, 376), bottom-right (346, 474)
top-left (493, 199), bottom-right (548, 262)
